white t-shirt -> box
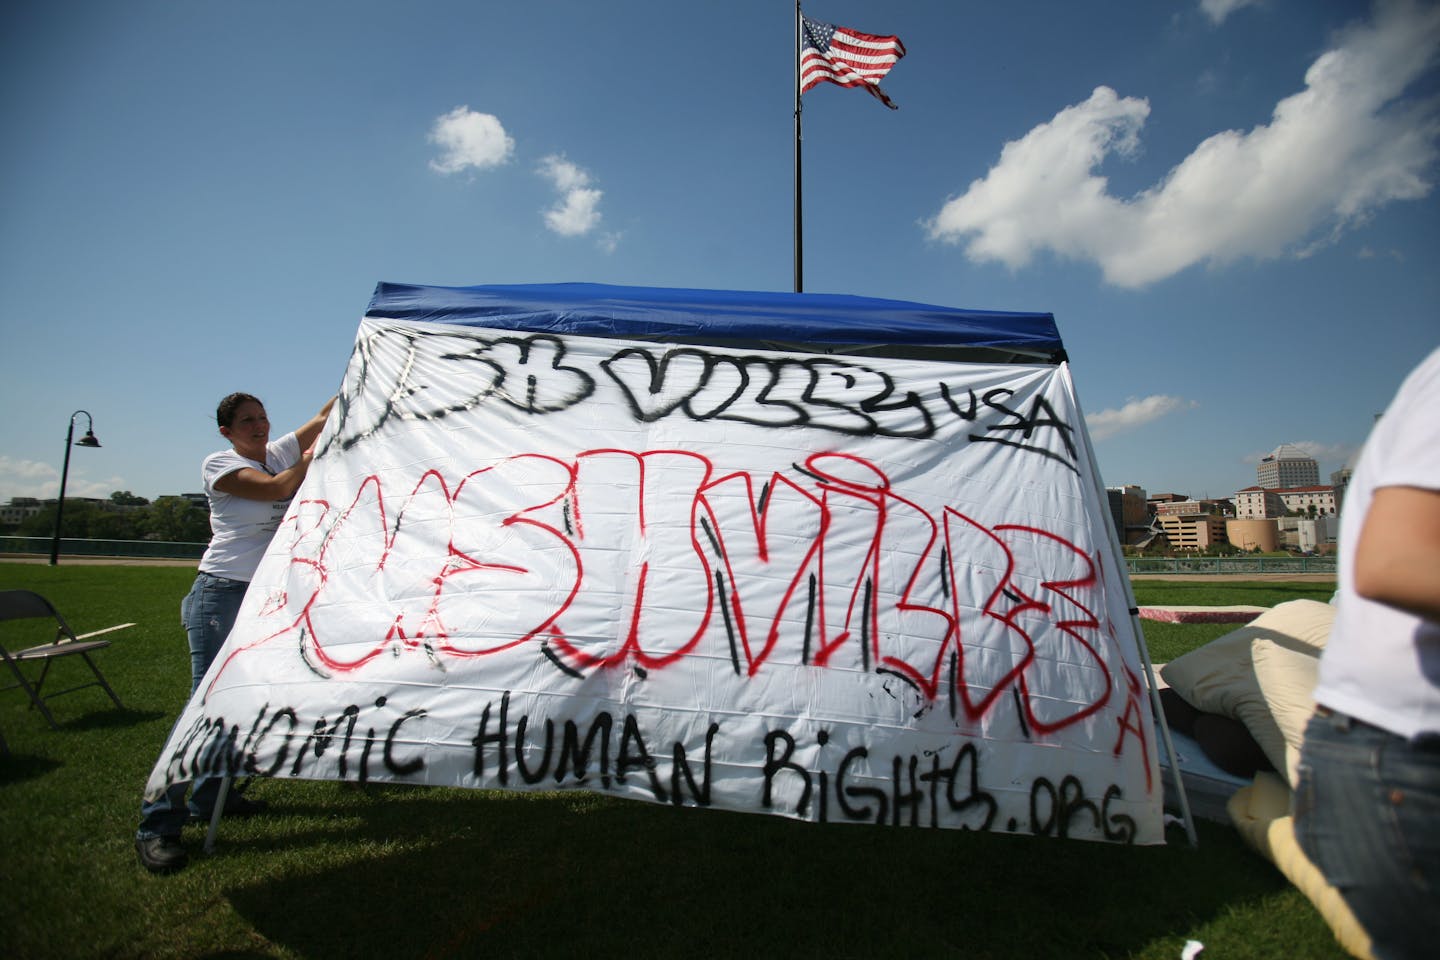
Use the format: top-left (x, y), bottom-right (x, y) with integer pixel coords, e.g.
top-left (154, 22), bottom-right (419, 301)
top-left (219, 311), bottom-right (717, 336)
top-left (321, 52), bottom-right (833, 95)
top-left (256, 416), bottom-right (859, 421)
top-left (1314, 347), bottom-right (1440, 739)
top-left (197, 432), bottom-right (302, 582)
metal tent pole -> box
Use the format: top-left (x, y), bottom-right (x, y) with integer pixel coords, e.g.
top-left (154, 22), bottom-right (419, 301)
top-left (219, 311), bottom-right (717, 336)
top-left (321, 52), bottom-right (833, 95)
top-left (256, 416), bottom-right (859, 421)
top-left (1063, 362), bottom-right (1199, 847)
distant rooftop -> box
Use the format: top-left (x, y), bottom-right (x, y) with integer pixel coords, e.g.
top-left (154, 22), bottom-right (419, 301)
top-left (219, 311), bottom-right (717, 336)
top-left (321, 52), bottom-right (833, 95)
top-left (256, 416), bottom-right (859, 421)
top-left (1261, 443), bottom-right (1316, 462)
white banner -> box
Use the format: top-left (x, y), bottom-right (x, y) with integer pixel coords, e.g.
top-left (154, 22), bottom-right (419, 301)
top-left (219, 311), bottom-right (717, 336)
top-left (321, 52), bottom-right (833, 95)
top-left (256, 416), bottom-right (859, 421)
top-left (147, 318), bottom-right (1163, 844)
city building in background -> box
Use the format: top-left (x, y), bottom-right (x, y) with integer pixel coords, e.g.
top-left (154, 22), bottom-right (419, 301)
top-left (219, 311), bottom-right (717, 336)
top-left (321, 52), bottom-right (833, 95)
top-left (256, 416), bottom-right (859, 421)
top-left (1106, 484), bottom-right (1150, 545)
top-left (1256, 443), bottom-right (1319, 489)
top-left (1234, 486), bottom-right (1287, 519)
top-left (1233, 484), bottom-right (1339, 519)
top-left (1154, 498), bottom-right (1233, 518)
top-left (1226, 518), bottom-right (1280, 552)
top-left (1276, 485), bottom-right (1339, 516)
top-left (1155, 512), bottom-right (1228, 551)
top-left (0, 497), bottom-right (45, 527)
top-left (1329, 466), bottom-right (1353, 511)
top-left (1276, 515), bottom-right (1339, 553)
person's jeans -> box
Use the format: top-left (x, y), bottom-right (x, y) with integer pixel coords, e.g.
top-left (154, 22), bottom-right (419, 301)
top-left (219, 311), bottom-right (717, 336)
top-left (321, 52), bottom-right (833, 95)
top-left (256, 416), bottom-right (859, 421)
top-left (1294, 708), bottom-right (1440, 960)
top-left (136, 573), bottom-right (248, 839)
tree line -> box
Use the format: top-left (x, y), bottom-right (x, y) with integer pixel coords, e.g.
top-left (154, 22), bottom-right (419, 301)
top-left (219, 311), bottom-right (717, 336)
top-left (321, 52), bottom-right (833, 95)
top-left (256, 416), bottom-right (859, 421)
top-left (6, 491), bottom-right (210, 543)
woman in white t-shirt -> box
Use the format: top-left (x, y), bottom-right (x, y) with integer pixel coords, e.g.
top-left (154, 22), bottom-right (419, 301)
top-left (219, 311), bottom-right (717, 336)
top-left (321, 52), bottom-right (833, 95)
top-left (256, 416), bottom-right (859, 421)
top-left (136, 391), bottom-right (334, 874)
top-left (1296, 347), bottom-right (1440, 959)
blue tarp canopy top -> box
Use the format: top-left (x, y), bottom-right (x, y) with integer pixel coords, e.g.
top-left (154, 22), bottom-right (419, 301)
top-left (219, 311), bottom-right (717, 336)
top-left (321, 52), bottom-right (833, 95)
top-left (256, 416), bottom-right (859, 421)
top-left (366, 282), bottom-right (1064, 364)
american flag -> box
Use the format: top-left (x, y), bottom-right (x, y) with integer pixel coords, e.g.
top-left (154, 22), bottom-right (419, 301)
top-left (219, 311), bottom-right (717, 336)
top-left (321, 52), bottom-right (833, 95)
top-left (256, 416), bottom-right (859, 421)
top-left (799, 16), bottom-right (906, 109)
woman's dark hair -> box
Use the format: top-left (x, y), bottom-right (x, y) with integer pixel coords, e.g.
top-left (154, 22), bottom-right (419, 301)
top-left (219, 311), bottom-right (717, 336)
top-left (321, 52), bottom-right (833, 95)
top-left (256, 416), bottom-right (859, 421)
top-left (216, 392), bottom-right (263, 429)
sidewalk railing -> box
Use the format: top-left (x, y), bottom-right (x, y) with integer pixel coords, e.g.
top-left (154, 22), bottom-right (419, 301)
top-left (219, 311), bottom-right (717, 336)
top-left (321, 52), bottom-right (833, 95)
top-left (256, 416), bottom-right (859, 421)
top-left (0, 536), bottom-right (206, 561)
top-left (1125, 556), bottom-right (1336, 575)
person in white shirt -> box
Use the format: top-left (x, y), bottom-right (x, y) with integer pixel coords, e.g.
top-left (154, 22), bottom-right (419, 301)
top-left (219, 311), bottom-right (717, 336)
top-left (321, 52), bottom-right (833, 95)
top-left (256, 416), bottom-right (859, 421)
top-left (1296, 346), bottom-right (1440, 960)
top-left (135, 391), bottom-right (334, 873)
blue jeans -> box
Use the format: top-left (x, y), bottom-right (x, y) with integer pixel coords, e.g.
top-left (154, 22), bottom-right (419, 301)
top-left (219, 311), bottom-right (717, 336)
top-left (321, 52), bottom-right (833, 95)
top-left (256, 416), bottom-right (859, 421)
top-left (136, 573), bottom-right (248, 839)
top-left (1293, 708), bottom-right (1440, 960)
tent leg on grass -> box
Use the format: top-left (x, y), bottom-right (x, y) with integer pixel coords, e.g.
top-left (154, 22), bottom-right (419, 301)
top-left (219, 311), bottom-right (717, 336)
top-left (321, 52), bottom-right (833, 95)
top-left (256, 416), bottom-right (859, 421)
top-left (203, 776), bottom-right (231, 855)
top-left (1071, 370), bottom-right (1198, 848)
top-left (1139, 610), bottom-right (1199, 847)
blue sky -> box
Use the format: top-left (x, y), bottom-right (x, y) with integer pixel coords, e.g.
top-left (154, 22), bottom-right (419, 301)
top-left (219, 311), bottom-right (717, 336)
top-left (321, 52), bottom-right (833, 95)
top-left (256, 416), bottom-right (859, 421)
top-left (2, 0), bottom-right (1437, 508)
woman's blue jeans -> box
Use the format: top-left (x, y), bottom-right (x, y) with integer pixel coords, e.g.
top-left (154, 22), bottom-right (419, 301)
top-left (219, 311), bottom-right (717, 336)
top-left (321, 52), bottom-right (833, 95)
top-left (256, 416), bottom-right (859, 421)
top-left (1294, 708), bottom-right (1440, 960)
top-left (136, 573), bottom-right (248, 839)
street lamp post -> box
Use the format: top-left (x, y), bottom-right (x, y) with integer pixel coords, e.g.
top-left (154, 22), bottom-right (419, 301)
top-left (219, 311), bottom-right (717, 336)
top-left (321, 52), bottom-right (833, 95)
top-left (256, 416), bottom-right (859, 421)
top-left (49, 410), bottom-right (102, 566)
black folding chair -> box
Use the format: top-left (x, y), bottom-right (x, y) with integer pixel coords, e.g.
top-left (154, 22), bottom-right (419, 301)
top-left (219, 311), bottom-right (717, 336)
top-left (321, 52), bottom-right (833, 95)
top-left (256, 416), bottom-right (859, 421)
top-left (0, 589), bottom-right (126, 731)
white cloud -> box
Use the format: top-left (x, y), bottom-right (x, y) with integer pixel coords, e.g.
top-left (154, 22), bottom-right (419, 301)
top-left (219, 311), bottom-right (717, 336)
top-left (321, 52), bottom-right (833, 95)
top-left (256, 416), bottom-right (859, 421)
top-left (0, 456), bottom-right (58, 499)
top-left (543, 187), bottom-right (602, 236)
top-left (1289, 440), bottom-right (1359, 465)
top-left (538, 154), bottom-right (591, 193)
top-left (0, 456), bottom-right (122, 501)
top-left (1086, 395), bottom-right (1196, 441)
top-left (72, 475), bottom-right (126, 498)
top-left (537, 154), bottom-right (606, 240)
top-left (428, 106), bottom-right (514, 174)
top-left (927, 0), bottom-right (1440, 288)
top-left (1199, 0), bottom-right (1260, 26)
top-left (1241, 440), bottom-right (1358, 466)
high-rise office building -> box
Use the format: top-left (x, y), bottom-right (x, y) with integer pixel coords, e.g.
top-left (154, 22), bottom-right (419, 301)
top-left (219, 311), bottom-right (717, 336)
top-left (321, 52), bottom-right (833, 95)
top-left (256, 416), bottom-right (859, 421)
top-left (1257, 443), bottom-right (1319, 489)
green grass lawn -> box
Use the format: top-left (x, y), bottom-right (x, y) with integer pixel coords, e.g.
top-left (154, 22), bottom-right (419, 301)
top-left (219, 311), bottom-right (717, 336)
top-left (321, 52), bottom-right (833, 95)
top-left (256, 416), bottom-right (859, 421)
top-left (1130, 580), bottom-right (1334, 609)
top-left (1130, 580), bottom-right (1334, 664)
top-left (0, 563), bottom-right (1348, 960)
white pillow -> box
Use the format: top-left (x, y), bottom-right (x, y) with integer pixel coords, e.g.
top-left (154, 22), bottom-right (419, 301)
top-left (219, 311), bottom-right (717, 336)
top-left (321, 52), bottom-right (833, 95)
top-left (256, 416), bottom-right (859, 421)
top-left (1252, 636), bottom-right (1322, 787)
top-left (1158, 599), bottom-right (1333, 777)
top-left (1245, 598), bottom-right (1335, 652)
